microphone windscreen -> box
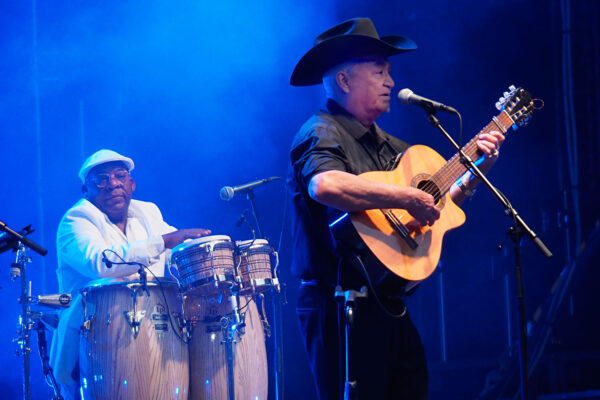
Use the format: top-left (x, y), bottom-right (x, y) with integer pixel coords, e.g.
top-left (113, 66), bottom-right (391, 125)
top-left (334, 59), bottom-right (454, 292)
top-left (397, 88), bottom-right (414, 104)
top-left (219, 186), bottom-right (234, 201)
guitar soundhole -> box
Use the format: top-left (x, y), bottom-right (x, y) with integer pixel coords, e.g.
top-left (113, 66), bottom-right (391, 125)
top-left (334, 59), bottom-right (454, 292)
top-left (416, 179), bottom-right (442, 205)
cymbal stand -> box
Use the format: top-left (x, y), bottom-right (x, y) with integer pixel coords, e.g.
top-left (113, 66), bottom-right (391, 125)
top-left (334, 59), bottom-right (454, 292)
top-left (335, 285), bottom-right (368, 400)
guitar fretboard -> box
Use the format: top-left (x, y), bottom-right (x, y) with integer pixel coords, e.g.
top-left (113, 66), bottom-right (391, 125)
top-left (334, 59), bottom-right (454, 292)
top-left (429, 110), bottom-right (514, 198)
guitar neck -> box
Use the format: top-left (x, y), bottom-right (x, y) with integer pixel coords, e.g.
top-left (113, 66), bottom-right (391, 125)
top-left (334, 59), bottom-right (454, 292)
top-left (431, 110), bottom-right (515, 195)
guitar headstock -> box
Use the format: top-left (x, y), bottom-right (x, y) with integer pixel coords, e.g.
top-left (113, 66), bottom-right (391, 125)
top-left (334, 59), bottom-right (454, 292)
top-left (495, 85), bottom-right (542, 130)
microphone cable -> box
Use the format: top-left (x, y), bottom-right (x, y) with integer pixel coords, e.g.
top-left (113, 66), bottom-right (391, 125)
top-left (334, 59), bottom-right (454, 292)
top-left (99, 249), bottom-right (189, 343)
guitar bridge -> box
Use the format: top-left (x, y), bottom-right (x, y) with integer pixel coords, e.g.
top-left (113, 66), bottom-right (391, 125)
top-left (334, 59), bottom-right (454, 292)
top-left (382, 210), bottom-right (418, 250)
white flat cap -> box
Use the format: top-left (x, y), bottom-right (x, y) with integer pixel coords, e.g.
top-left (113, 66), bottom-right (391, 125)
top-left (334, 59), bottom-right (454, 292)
top-left (78, 149), bottom-right (135, 183)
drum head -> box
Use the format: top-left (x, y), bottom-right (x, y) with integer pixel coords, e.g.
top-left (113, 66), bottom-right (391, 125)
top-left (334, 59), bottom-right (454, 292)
top-left (171, 235), bottom-right (232, 256)
top-left (81, 279), bottom-right (178, 294)
top-left (235, 239), bottom-right (269, 249)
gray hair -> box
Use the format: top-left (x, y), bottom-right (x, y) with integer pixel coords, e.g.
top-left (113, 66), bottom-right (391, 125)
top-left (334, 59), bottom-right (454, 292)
top-left (322, 60), bottom-right (359, 98)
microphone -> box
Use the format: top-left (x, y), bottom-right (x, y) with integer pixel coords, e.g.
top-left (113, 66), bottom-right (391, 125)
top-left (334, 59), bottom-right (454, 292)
top-left (220, 176), bottom-right (280, 201)
top-left (0, 225), bottom-right (34, 254)
top-left (102, 257), bottom-right (113, 268)
top-left (0, 231), bottom-right (18, 254)
top-left (397, 88), bottom-right (458, 114)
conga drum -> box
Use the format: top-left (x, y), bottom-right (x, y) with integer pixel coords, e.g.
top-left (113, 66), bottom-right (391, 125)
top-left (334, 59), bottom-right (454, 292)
top-left (79, 280), bottom-right (189, 399)
top-left (235, 239), bottom-right (279, 295)
top-left (171, 235), bottom-right (237, 295)
top-left (184, 293), bottom-right (268, 400)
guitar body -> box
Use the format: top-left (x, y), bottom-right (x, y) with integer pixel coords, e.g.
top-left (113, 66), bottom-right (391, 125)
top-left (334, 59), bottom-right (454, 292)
top-left (350, 144), bottom-right (466, 286)
top-left (330, 86), bottom-right (537, 291)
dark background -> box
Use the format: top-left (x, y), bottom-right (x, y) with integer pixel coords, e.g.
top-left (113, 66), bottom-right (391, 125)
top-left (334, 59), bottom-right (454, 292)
top-left (1, 0), bottom-right (598, 399)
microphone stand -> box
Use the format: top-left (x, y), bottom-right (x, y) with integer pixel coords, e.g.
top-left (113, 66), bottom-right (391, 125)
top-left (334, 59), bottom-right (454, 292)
top-left (426, 111), bottom-right (552, 400)
top-left (334, 285), bottom-right (368, 400)
top-left (244, 189), bottom-right (285, 400)
top-left (1, 221), bottom-right (48, 400)
top-left (246, 190), bottom-right (264, 239)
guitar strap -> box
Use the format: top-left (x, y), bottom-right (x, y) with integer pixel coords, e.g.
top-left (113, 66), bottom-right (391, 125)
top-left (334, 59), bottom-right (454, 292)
top-left (334, 249), bottom-right (408, 318)
top-left (383, 151), bottom-right (403, 172)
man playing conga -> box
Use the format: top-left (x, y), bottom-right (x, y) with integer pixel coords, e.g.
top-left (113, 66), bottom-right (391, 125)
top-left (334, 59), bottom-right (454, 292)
top-left (50, 149), bottom-right (211, 399)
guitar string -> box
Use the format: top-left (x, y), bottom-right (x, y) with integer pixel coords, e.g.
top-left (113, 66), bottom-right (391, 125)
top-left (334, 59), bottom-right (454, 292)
top-left (384, 209), bottom-right (410, 236)
top-left (382, 137), bottom-right (480, 226)
top-left (417, 113), bottom-right (510, 199)
top-left (382, 141), bottom-right (480, 230)
top-left (382, 101), bottom-right (529, 228)
top-left (424, 115), bottom-right (505, 194)
top-left (417, 124), bottom-right (487, 197)
top-left (418, 137), bottom-right (480, 200)
top-left (385, 111), bottom-right (512, 227)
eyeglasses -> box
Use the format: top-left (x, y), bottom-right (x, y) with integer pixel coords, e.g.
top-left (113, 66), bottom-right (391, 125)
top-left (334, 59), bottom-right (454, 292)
top-left (87, 169), bottom-right (130, 189)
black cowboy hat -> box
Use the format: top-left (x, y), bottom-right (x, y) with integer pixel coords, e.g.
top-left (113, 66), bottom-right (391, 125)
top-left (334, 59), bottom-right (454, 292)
top-left (290, 18), bottom-right (417, 87)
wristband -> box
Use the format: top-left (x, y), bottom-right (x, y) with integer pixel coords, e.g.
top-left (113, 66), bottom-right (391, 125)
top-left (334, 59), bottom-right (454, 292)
top-left (458, 179), bottom-right (475, 197)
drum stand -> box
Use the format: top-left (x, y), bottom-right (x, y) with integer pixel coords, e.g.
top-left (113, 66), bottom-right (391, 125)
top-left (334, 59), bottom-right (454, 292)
top-left (335, 285), bottom-right (368, 400)
top-left (221, 292), bottom-right (245, 400)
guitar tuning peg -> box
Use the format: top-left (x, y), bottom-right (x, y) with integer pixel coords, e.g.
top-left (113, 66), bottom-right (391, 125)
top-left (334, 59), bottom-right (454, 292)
top-left (495, 101), bottom-right (503, 110)
top-left (503, 91), bottom-right (510, 98)
top-left (508, 84), bottom-right (516, 92)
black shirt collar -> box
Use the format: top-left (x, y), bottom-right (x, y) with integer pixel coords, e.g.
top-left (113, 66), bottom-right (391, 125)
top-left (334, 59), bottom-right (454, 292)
top-left (325, 99), bottom-right (389, 146)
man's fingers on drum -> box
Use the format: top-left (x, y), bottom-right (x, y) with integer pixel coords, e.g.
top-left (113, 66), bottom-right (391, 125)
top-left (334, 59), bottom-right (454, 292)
top-left (187, 229), bottom-right (211, 239)
top-left (180, 229), bottom-right (212, 240)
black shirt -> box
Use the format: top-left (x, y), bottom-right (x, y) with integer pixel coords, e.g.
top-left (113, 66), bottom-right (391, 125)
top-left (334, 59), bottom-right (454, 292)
top-left (287, 99), bottom-right (409, 284)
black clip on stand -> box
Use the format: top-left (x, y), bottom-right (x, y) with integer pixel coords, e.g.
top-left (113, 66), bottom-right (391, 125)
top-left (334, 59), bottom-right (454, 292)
top-left (334, 285), bottom-right (368, 400)
top-left (426, 112), bottom-right (553, 400)
top-left (243, 188), bottom-right (285, 400)
top-left (36, 319), bottom-right (63, 400)
top-left (1, 220), bottom-right (50, 400)
top-left (137, 263), bottom-right (150, 297)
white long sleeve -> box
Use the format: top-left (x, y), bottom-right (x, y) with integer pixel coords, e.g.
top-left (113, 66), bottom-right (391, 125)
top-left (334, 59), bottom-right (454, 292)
top-left (56, 198), bottom-right (176, 294)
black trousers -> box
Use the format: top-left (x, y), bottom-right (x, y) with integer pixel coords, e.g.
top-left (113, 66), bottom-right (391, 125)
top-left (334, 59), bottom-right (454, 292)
top-left (296, 282), bottom-right (428, 400)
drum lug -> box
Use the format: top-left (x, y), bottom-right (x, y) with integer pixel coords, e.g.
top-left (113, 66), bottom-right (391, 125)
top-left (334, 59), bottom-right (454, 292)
top-left (180, 317), bottom-right (192, 340)
top-left (81, 317), bottom-right (93, 337)
top-left (81, 299), bottom-right (96, 338)
top-left (124, 310), bottom-right (146, 338)
top-left (256, 294), bottom-right (272, 338)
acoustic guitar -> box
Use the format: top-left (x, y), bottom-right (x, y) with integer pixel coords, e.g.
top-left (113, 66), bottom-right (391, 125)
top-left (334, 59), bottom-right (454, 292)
top-left (330, 86), bottom-right (541, 291)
